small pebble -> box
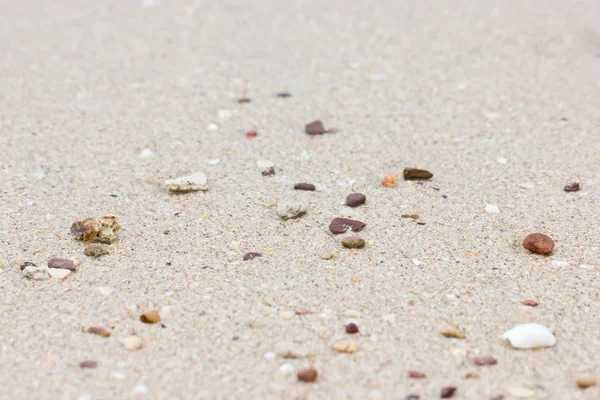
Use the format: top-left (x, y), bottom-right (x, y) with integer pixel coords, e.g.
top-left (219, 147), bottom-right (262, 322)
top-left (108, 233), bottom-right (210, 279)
top-left (441, 328), bottom-right (466, 339)
top-left (297, 368), bottom-right (318, 382)
top-left (320, 251), bottom-right (334, 260)
top-left (332, 340), bottom-right (357, 353)
top-left (280, 311), bottom-right (295, 320)
top-left (295, 307), bottom-right (312, 315)
top-left (84, 243), bottom-right (109, 258)
top-left (341, 236), bottom-right (365, 249)
top-left (165, 172), bottom-right (208, 192)
top-left (305, 120), bottom-right (326, 135)
top-left (140, 310), bottom-right (161, 324)
top-left (71, 215), bottom-right (121, 243)
top-left (48, 257), bottom-right (76, 272)
top-left (507, 387), bottom-right (535, 398)
top-left (257, 159), bottom-right (275, 169)
top-left (405, 395), bottom-right (420, 400)
top-left (329, 217), bottom-right (366, 234)
top-left (294, 183), bottom-right (316, 191)
top-left (132, 384), bottom-right (149, 394)
top-left (522, 300), bottom-right (538, 307)
top-left (408, 371), bottom-right (425, 379)
top-left (138, 148), bottom-right (153, 158)
top-left (22, 265), bottom-right (50, 280)
top-left (263, 351), bottom-right (276, 360)
top-left (87, 327), bottom-right (111, 337)
top-left (80, 361), bottom-right (97, 369)
top-left (218, 109), bottom-right (233, 120)
top-left (464, 372), bottom-right (479, 379)
top-left (121, 336), bottom-right (144, 351)
top-left (243, 252), bottom-right (262, 261)
top-left (403, 168), bottom-right (433, 180)
top-left (277, 201), bottom-right (308, 219)
top-left (246, 130), bottom-right (257, 138)
top-left (496, 157), bottom-right (507, 164)
top-left (440, 386), bottom-right (457, 398)
top-left (48, 268), bottom-right (71, 280)
top-left (402, 214), bottom-right (419, 219)
top-left (346, 193), bottom-right (366, 207)
top-left (523, 233), bottom-right (554, 255)
top-left (237, 98), bottom-right (251, 104)
top-left (262, 168), bottom-right (275, 176)
top-left (279, 363), bottom-right (295, 374)
top-left (276, 92), bottom-right (291, 98)
top-left (502, 323), bottom-right (556, 349)
top-left (564, 182), bottom-right (580, 192)
top-left (382, 173), bottom-right (397, 187)
top-left (473, 356), bottom-right (497, 366)
top-left (345, 323), bottom-right (359, 334)
top-left (207, 123), bottom-right (218, 131)
top-left (576, 375), bottom-right (597, 389)
top-left (485, 204), bottom-right (500, 214)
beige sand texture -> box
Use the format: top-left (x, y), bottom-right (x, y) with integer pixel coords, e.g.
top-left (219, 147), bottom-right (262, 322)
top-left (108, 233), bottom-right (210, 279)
top-left (0, 0), bottom-right (599, 399)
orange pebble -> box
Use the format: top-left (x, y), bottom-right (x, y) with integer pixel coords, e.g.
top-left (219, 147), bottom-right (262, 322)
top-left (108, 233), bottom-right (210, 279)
top-left (382, 173), bottom-right (397, 187)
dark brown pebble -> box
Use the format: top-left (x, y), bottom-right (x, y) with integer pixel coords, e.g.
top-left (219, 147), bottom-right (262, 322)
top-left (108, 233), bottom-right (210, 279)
top-left (522, 233), bottom-right (554, 255)
top-left (277, 92), bottom-right (291, 98)
top-left (243, 252), bottom-right (262, 261)
top-left (297, 368), bottom-right (318, 382)
top-left (305, 120), bottom-right (326, 135)
top-left (262, 168), bottom-right (275, 176)
top-left (522, 299), bottom-right (538, 307)
top-left (237, 98), bottom-right (251, 103)
top-left (48, 258), bottom-right (76, 271)
top-left (441, 386), bottom-right (457, 398)
top-left (80, 361), bottom-right (98, 369)
top-left (409, 371), bottom-right (426, 379)
top-left (564, 182), bottom-right (580, 192)
top-left (473, 356), bottom-right (497, 366)
top-left (345, 323), bottom-right (359, 334)
top-left (465, 372), bottom-right (480, 379)
top-left (403, 168), bottom-right (433, 180)
top-left (402, 214), bottom-right (419, 219)
top-left (329, 217), bottom-right (366, 234)
top-left (87, 327), bottom-right (111, 337)
top-left (346, 193), bottom-right (366, 207)
top-left (294, 183), bottom-right (316, 191)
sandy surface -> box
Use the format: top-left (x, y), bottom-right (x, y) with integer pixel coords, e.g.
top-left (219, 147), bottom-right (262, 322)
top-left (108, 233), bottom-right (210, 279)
top-left (1, 0), bottom-right (599, 399)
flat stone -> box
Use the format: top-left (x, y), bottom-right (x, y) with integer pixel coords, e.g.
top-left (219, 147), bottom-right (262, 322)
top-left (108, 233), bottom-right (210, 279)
top-left (329, 217), bottom-right (366, 234)
top-left (48, 268), bottom-right (71, 280)
top-left (48, 257), bottom-right (76, 271)
top-left (165, 172), bottom-right (208, 192)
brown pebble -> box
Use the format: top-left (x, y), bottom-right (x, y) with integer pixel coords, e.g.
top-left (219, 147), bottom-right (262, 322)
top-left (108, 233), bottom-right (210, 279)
top-left (80, 361), bottom-right (97, 369)
top-left (473, 356), bottom-right (497, 366)
top-left (576, 376), bottom-right (597, 389)
top-left (564, 182), bottom-right (580, 192)
top-left (48, 258), bottom-right (76, 272)
top-left (295, 307), bottom-right (312, 315)
top-left (262, 167), bottom-right (275, 176)
top-left (246, 130), bottom-right (257, 138)
top-left (294, 183), bottom-right (316, 191)
top-left (402, 214), bottom-right (419, 219)
top-left (409, 371), bottom-right (426, 379)
top-left (87, 326), bottom-right (111, 338)
top-left (403, 168), bottom-right (433, 180)
top-left (297, 368), bottom-right (318, 382)
top-left (441, 328), bottom-right (466, 339)
top-left (84, 243), bottom-right (109, 258)
top-left (345, 323), bottom-right (359, 334)
top-left (522, 299), bottom-right (538, 307)
top-left (465, 372), bottom-right (480, 379)
top-left (329, 217), bottom-right (366, 234)
top-left (441, 386), bottom-right (457, 398)
top-left (140, 310), bottom-right (161, 324)
top-left (243, 252), bottom-right (262, 261)
top-left (305, 120), bottom-right (326, 135)
top-left (237, 98), bottom-right (251, 104)
top-left (522, 233), bottom-right (554, 255)
top-left (342, 236), bottom-right (366, 249)
top-left (346, 193), bottom-right (366, 207)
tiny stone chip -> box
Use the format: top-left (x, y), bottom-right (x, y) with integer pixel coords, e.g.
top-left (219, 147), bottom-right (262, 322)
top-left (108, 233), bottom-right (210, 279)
top-left (165, 172), bottom-right (208, 192)
top-left (441, 328), bottom-right (466, 339)
top-left (345, 323), bottom-right (359, 334)
top-left (329, 217), bottom-right (366, 234)
top-left (87, 327), bottom-right (111, 337)
top-left (409, 371), bottom-right (425, 379)
top-left (576, 376), bottom-right (596, 389)
top-left (403, 168), bottom-right (433, 180)
top-left (140, 310), bottom-right (161, 324)
top-left (22, 265), bottom-right (51, 280)
top-left (564, 182), bottom-right (580, 192)
top-left (473, 356), bottom-right (497, 366)
top-left (333, 340), bottom-right (357, 353)
top-left (48, 268), bottom-right (71, 280)
top-left (440, 386), bottom-right (457, 398)
top-left (80, 361), bottom-right (98, 369)
top-left (121, 336), bottom-right (144, 351)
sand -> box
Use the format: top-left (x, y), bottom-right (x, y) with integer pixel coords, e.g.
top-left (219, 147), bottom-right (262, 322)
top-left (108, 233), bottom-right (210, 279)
top-left (0, 0), bottom-right (599, 399)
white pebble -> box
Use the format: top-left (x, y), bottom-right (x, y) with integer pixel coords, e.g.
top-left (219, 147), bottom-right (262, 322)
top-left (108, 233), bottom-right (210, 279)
top-left (342, 309), bottom-right (362, 318)
top-left (485, 204), bottom-right (500, 214)
top-left (22, 265), bottom-right (50, 281)
top-left (121, 336), bottom-right (144, 351)
top-left (111, 372), bottom-right (126, 380)
top-left (279, 363), bottom-right (295, 374)
top-left (276, 201), bottom-right (307, 219)
top-left (580, 264), bottom-right (594, 270)
top-left (207, 158), bottom-right (220, 165)
top-left (551, 260), bottom-right (569, 267)
top-left (518, 183), bottom-right (535, 189)
top-left (207, 123), bottom-right (218, 131)
top-left (97, 286), bottom-right (114, 296)
top-left (138, 148), bottom-right (153, 158)
top-left (256, 159), bottom-right (275, 169)
top-left (411, 259), bottom-right (422, 266)
top-left (263, 351), bottom-right (276, 360)
top-left (502, 323), bottom-right (556, 349)
top-left (48, 268), bottom-right (71, 280)
top-left (496, 157), bottom-right (507, 164)
top-left (165, 172), bottom-right (208, 192)
top-left (508, 387), bottom-right (536, 398)
top-left (218, 109), bottom-right (233, 120)
top-left (132, 384), bottom-right (149, 394)
top-left (280, 311), bottom-right (295, 320)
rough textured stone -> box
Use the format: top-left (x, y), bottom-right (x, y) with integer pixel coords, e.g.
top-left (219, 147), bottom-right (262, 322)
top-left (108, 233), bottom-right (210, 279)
top-left (165, 172), bottom-right (208, 192)
top-left (71, 215), bottom-right (121, 243)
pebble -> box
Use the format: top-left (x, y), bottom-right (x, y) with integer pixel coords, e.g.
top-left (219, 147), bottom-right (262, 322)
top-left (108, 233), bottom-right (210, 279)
top-left (294, 183), bottom-right (316, 191)
top-left (580, 264), bottom-right (594, 270)
top-left (502, 323), bottom-right (556, 349)
top-left (138, 148), bottom-right (153, 158)
top-left (165, 172), bottom-right (208, 192)
top-left (22, 265), bottom-right (50, 280)
top-left (346, 193), bottom-right (366, 207)
top-left (243, 252), bottom-right (262, 261)
top-left (277, 201), bottom-right (308, 219)
top-left (345, 323), bottom-right (359, 334)
top-left (473, 356), bottom-right (497, 366)
top-left (297, 368), bottom-right (318, 382)
top-left (564, 182), bottom-right (580, 192)
top-left (87, 327), bottom-right (111, 337)
top-left (256, 159), bottom-right (275, 169)
top-left (522, 233), bottom-right (554, 255)
top-left (521, 300), bottom-right (538, 307)
top-left (84, 243), bottom-right (109, 258)
top-left (408, 371), bottom-right (425, 379)
top-left (207, 123), bottom-right (219, 131)
top-left (280, 311), bottom-right (295, 320)
top-left (207, 158), bottom-right (220, 165)
top-left (305, 120), bottom-right (326, 135)
top-left (576, 375), bottom-right (597, 389)
top-left (48, 257), bottom-right (76, 271)
top-left (97, 287), bottom-right (114, 296)
top-left (71, 215), bottom-right (121, 243)
top-left (295, 307), bottom-right (312, 315)
top-left (496, 157), bottom-right (507, 164)
top-left (403, 168), bottom-right (433, 180)
top-left (320, 251), bottom-right (334, 260)
top-left (48, 268), bottom-right (71, 280)
top-left (277, 92), bottom-right (291, 98)
top-left (246, 130), bottom-right (257, 138)
top-left (263, 351), bottom-right (276, 360)
top-left (342, 310), bottom-right (362, 318)
top-left (440, 386), bottom-right (457, 398)
top-left (218, 109), bottom-right (233, 120)
top-left (485, 204), bottom-right (500, 214)
top-left (121, 336), bottom-right (144, 351)
top-left (279, 363), bottom-right (295, 374)
top-left (237, 98), bottom-right (251, 104)
top-left (80, 361), bottom-right (97, 369)
top-left (342, 236), bottom-right (365, 249)
top-left (140, 310), bottom-right (161, 324)
top-left (329, 217), bottom-right (366, 234)
top-left (441, 328), bottom-right (466, 339)
top-left (332, 340), bottom-right (357, 353)
top-left (382, 173), bottom-right (397, 187)
top-left (507, 387), bottom-right (535, 398)
top-left (261, 168), bottom-right (275, 176)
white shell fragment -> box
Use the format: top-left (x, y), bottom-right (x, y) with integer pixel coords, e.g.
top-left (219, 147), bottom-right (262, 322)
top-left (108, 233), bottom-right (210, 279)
top-left (165, 172), bottom-right (208, 192)
top-left (502, 323), bottom-right (556, 349)
top-left (22, 265), bottom-right (51, 280)
top-left (138, 148), bottom-right (153, 158)
top-left (277, 201), bottom-right (307, 219)
top-left (48, 268), bottom-right (71, 280)
top-left (257, 160), bottom-right (275, 170)
top-left (485, 204), bottom-right (500, 213)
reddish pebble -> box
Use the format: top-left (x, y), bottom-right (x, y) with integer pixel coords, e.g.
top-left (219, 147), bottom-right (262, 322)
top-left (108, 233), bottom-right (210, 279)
top-left (329, 217), bottom-right (366, 234)
top-left (473, 356), bottom-right (497, 366)
top-left (305, 120), bottom-right (326, 135)
top-left (523, 233), bottom-right (554, 255)
top-left (441, 386), bottom-right (457, 398)
top-left (262, 168), bottom-right (275, 176)
top-left (345, 323), bottom-right (359, 334)
top-left (297, 368), bottom-right (318, 382)
top-left (243, 252), bottom-right (262, 261)
top-left (246, 130), bottom-right (257, 138)
top-left (522, 299), bottom-right (538, 307)
top-left (48, 258), bottom-right (76, 271)
top-left (294, 183), bottom-right (316, 191)
top-left (80, 361), bottom-right (97, 369)
top-left (409, 371), bottom-right (426, 379)
top-left (346, 193), bottom-right (366, 207)
top-left (564, 182), bottom-right (580, 192)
